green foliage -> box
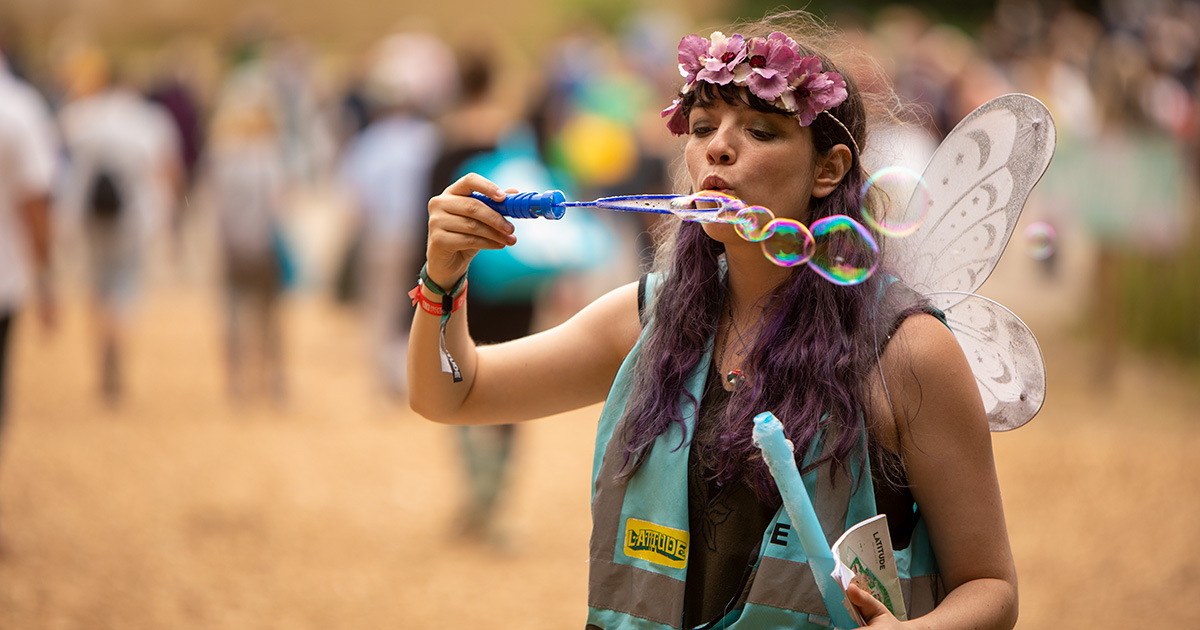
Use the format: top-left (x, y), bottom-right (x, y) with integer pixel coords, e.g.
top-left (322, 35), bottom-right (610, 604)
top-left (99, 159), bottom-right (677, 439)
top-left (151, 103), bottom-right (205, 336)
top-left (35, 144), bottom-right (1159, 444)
top-left (725, 0), bottom-right (996, 30)
top-left (1117, 242), bottom-right (1200, 360)
top-left (560, 0), bottom-right (637, 33)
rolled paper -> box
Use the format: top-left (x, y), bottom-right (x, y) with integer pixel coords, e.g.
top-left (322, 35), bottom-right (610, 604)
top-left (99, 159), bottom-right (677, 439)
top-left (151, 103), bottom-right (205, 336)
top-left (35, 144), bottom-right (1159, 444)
top-left (752, 411), bottom-right (858, 629)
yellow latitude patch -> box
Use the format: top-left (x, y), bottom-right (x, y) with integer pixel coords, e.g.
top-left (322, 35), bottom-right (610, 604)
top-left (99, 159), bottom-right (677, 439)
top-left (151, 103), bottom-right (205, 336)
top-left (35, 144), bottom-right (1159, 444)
top-left (623, 518), bottom-right (689, 569)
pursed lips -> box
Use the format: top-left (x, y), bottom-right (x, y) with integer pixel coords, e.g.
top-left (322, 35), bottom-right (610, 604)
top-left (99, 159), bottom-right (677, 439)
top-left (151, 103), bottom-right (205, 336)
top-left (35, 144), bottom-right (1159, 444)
top-left (701, 175), bottom-right (731, 192)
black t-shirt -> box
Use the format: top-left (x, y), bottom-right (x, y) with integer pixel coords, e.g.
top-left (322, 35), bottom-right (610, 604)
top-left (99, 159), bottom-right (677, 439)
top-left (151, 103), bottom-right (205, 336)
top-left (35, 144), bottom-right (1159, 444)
top-left (682, 365), bottom-right (778, 629)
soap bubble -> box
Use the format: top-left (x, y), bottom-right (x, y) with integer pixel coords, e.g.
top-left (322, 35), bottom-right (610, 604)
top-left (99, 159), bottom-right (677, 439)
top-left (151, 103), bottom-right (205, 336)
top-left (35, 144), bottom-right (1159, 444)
top-left (807, 215), bottom-right (879, 285)
top-left (760, 219), bottom-right (815, 266)
top-left (860, 166), bottom-right (931, 237)
top-left (1024, 221), bottom-right (1057, 260)
top-left (733, 206), bottom-right (778, 241)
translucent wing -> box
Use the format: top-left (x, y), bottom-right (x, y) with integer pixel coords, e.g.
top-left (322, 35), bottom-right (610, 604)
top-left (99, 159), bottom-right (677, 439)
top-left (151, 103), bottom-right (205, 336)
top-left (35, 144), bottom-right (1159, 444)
top-left (884, 94), bottom-right (1056, 310)
top-left (879, 94), bottom-right (1056, 431)
top-left (928, 292), bottom-right (1046, 431)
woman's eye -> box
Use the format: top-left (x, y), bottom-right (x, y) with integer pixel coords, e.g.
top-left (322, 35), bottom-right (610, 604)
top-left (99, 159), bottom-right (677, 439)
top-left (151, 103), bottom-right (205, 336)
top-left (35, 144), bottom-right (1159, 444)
top-left (749, 128), bottom-right (776, 140)
top-left (690, 124), bottom-right (714, 136)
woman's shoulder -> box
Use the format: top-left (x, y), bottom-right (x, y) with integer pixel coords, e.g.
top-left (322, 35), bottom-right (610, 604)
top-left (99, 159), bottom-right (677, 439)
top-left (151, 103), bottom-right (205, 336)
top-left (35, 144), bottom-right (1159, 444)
top-left (867, 311), bottom-right (979, 451)
top-left (880, 312), bottom-right (972, 397)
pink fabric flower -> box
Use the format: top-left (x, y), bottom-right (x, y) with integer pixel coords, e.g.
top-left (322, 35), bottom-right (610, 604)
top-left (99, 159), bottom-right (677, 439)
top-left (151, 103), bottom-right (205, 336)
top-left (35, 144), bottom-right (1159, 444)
top-left (677, 34), bottom-right (709, 84)
top-left (662, 98), bottom-right (689, 136)
top-left (735, 31), bottom-right (801, 101)
top-left (696, 31), bottom-right (745, 86)
top-left (780, 55), bottom-right (848, 126)
top-left (663, 30), bottom-right (851, 134)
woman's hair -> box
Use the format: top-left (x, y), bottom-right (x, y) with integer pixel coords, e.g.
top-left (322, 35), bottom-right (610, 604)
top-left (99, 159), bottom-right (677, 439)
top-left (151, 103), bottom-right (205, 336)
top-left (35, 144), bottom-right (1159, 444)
top-left (618, 11), bottom-right (922, 501)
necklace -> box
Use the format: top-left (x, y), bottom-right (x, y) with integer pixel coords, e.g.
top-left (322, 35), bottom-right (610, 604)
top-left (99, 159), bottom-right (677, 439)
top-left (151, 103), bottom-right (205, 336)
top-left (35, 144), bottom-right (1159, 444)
top-left (716, 299), bottom-right (748, 391)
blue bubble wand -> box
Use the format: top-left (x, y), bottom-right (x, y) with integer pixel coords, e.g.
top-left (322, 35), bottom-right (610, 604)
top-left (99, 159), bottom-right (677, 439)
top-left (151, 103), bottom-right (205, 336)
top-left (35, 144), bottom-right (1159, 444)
top-left (471, 190), bottom-right (881, 285)
top-left (470, 190), bottom-right (721, 221)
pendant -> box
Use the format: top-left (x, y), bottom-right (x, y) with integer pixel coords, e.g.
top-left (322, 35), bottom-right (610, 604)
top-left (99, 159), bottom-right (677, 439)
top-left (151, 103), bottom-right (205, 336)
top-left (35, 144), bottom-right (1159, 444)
top-left (726, 369), bottom-right (745, 390)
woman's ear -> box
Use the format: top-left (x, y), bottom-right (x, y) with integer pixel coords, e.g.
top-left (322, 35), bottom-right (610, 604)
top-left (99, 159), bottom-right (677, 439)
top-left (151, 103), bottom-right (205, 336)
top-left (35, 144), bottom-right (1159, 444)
top-left (812, 144), bottom-right (853, 199)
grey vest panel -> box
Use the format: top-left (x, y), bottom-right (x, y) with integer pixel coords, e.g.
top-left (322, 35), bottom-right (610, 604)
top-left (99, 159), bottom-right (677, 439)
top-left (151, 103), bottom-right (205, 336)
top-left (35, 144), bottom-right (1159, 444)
top-left (589, 390), bottom-right (685, 626)
top-left (743, 556), bottom-right (826, 613)
top-left (588, 557), bottom-right (685, 627)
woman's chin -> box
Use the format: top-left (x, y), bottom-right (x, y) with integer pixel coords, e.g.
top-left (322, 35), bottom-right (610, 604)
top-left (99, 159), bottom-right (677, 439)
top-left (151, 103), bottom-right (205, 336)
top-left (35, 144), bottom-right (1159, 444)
top-left (701, 221), bottom-right (741, 243)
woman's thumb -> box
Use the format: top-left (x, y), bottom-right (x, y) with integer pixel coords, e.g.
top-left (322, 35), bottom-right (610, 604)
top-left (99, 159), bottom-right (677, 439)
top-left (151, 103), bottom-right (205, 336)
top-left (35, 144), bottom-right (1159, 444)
top-left (846, 583), bottom-right (892, 624)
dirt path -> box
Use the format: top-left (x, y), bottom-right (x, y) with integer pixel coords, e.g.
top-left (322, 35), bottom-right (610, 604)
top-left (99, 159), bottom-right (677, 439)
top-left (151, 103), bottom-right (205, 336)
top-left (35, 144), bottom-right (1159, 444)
top-left (1, 269), bottom-right (1197, 628)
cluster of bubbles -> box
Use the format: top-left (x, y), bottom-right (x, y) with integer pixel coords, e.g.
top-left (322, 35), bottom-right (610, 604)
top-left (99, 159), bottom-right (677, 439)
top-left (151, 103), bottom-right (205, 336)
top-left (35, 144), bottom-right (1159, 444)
top-left (668, 166), bottom-right (1060, 285)
top-left (670, 190), bottom-right (882, 285)
top-left (669, 176), bottom-right (909, 286)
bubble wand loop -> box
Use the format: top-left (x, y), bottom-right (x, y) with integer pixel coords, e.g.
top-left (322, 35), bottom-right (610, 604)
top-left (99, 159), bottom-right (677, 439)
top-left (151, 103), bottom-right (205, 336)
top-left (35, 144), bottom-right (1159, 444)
top-left (471, 190), bottom-right (882, 286)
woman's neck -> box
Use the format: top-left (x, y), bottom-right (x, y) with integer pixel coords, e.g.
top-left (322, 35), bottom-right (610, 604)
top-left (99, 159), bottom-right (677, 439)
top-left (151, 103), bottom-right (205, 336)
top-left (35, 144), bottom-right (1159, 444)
top-left (723, 244), bottom-right (790, 316)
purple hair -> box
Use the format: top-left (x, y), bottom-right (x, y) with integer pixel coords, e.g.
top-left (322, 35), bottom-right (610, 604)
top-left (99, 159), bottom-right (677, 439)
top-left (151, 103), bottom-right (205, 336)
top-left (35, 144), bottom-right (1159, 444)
top-left (618, 67), bottom-right (922, 502)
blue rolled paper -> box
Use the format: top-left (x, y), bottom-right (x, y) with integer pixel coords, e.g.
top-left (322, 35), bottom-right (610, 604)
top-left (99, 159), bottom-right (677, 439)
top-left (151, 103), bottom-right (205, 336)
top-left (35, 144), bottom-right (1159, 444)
top-left (752, 411), bottom-right (858, 629)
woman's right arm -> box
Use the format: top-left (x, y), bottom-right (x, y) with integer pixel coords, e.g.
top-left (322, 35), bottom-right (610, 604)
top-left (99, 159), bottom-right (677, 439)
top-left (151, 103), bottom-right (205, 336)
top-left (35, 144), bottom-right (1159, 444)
top-left (407, 174), bottom-right (642, 425)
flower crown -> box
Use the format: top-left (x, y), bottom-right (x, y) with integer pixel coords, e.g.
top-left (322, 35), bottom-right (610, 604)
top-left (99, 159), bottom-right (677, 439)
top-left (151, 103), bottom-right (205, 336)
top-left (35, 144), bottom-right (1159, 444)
top-left (662, 31), bottom-right (849, 136)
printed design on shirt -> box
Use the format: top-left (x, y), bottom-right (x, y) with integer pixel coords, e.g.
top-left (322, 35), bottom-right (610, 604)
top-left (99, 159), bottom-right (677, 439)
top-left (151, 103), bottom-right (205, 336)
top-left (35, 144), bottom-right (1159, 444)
top-left (623, 517), bottom-right (689, 569)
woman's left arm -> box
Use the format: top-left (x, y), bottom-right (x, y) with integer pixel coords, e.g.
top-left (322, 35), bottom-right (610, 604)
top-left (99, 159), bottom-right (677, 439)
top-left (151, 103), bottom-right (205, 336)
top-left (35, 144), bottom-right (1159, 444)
top-left (868, 313), bottom-right (1018, 630)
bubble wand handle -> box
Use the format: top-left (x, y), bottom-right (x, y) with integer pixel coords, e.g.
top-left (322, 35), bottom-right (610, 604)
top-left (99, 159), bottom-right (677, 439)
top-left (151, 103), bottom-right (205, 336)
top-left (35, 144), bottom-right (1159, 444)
top-left (752, 411), bottom-right (858, 629)
top-left (471, 191), bottom-right (568, 220)
top-left (472, 191), bottom-right (701, 220)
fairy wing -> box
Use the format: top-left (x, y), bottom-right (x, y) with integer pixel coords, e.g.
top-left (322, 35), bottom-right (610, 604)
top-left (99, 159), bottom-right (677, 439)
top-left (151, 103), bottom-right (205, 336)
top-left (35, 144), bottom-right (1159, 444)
top-left (927, 292), bottom-right (1046, 431)
top-left (882, 94), bottom-right (1056, 431)
top-left (884, 94), bottom-right (1056, 311)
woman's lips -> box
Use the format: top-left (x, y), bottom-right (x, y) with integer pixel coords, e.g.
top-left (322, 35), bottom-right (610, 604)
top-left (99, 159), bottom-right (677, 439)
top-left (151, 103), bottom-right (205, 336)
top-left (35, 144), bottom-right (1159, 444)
top-left (701, 175), bottom-right (731, 192)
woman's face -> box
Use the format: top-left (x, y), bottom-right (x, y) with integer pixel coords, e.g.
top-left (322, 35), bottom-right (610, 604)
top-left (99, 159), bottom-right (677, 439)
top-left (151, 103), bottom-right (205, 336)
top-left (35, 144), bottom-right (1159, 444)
top-left (684, 97), bottom-right (818, 227)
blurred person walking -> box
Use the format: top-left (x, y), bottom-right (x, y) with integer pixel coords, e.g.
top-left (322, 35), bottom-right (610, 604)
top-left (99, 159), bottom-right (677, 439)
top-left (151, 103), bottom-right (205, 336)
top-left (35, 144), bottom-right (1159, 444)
top-left (55, 46), bottom-right (182, 404)
top-left (146, 43), bottom-right (208, 270)
top-left (0, 48), bottom-right (58, 541)
top-left (426, 46), bottom-right (533, 547)
top-left (204, 88), bottom-right (289, 404)
top-left (338, 33), bottom-right (452, 400)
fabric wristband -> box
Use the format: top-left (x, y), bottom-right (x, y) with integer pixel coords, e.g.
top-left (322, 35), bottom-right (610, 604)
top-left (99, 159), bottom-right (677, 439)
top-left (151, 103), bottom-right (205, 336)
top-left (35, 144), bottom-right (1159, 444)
top-left (410, 266), bottom-right (466, 383)
top-left (418, 263), bottom-right (467, 299)
top-left (410, 280), bottom-right (468, 316)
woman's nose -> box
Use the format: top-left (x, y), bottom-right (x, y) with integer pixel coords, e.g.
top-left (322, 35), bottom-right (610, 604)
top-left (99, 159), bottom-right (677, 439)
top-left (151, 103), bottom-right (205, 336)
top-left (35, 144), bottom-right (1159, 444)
top-left (706, 128), bottom-right (735, 164)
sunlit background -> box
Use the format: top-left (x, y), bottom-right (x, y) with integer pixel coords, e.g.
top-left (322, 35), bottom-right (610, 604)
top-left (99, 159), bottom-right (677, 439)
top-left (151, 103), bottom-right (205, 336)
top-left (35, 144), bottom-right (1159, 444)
top-left (1, 0), bottom-right (1198, 628)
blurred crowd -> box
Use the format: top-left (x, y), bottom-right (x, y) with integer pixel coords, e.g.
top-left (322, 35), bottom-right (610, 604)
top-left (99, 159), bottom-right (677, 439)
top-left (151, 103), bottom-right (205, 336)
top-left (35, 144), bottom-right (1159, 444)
top-left (3, 0), bottom-right (1200, 537)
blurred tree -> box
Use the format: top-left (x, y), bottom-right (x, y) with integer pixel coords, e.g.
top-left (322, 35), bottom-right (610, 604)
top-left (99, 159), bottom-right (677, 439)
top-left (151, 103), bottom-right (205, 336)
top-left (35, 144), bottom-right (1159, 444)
top-left (722, 0), bottom-right (1062, 31)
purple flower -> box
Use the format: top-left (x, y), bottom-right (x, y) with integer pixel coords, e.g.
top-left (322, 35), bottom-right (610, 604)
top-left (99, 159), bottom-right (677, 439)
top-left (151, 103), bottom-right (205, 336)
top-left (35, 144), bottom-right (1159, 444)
top-left (662, 98), bottom-right (689, 136)
top-left (735, 32), bottom-right (801, 101)
top-left (780, 56), bottom-right (848, 126)
top-left (677, 34), bottom-right (709, 84)
top-left (696, 31), bottom-right (745, 85)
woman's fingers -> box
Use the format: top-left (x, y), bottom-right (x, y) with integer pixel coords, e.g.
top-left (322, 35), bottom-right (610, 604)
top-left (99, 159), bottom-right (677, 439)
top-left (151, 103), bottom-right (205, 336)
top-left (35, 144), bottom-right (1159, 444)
top-left (428, 212), bottom-right (513, 251)
top-left (432, 173), bottom-right (517, 243)
top-left (424, 173), bottom-right (521, 287)
top-left (445, 172), bottom-right (506, 200)
top-left (428, 192), bottom-right (516, 247)
top-left (845, 583), bottom-right (895, 626)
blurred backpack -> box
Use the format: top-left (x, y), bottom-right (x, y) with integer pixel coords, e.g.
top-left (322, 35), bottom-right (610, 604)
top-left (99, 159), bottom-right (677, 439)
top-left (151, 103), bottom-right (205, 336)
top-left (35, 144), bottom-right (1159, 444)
top-left (458, 126), bottom-right (616, 303)
top-left (87, 166), bottom-right (125, 221)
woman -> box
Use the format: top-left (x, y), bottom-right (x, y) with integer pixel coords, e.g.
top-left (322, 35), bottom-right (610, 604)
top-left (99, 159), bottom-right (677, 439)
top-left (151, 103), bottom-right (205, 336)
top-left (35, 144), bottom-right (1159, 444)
top-left (409, 12), bottom-right (1016, 630)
